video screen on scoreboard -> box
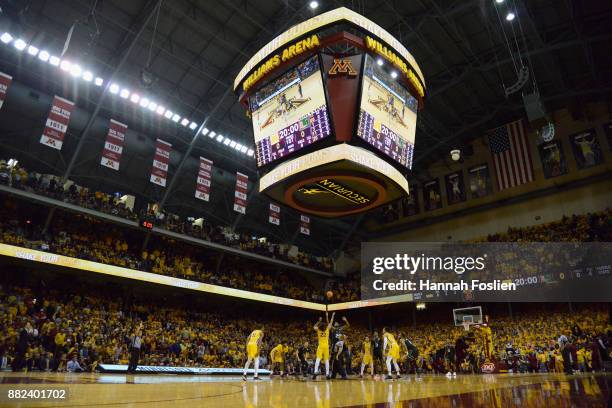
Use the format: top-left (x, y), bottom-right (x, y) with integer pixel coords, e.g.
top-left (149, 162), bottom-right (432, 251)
top-left (249, 55), bottom-right (331, 168)
top-left (356, 54), bottom-right (418, 168)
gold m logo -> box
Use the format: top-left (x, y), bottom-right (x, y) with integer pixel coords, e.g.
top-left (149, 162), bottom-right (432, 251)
top-left (297, 188), bottom-right (329, 195)
top-left (328, 59), bottom-right (357, 76)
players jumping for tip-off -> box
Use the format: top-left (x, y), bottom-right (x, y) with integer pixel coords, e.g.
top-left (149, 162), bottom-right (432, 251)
top-left (382, 327), bottom-right (402, 379)
top-left (243, 327), bottom-right (264, 380)
top-left (313, 312), bottom-right (335, 379)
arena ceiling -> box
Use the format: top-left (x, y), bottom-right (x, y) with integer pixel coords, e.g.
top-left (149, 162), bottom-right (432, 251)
top-left (0, 0), bottom-right (610, 254)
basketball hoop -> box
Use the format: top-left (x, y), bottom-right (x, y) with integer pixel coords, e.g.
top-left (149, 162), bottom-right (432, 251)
top-left (462, 321), bottom-right (471, 332)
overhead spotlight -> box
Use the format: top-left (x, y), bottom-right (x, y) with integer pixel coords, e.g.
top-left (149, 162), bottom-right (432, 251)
top-left (49, 56), bottom-right (61, 66)
top-left (180, 118), bottom-right (189, 127)
top-left (201, 128), bottom-right (210, 136)
top-left (38, 50), bottom-right (50, 62)
top-left (172, 114), bottom-right (181, 122)
top-left (240, 146), bottom-right (248, 153)
top-left (506, 12), bottom-right (515, 21)
top-left (376, 58), bottom-right (384, 66)
top-left (309, 1), bottom-right (319, 10)
top-left (208, 131), bottom-right (216, 138)
top-left (450, 149), bottom-right (461, 161)
top-left (82, 71), bottom-right (93, 82)
top-left (109, 83), bottom-right (120, 94)
top-left (60, 60), bottom-right (72, 71)
top-left (148, 101), bottom-right (158, 111)
top-left (495, 0), bottom-right (504, 3)
top-left (130, 93), bottom-right (140, 103)
top-left (223, 138), bottom-right (231, 145)
top-left (234, 143), bottom-right (243, 151)
top-left (164, 110), bottom-right (173, 119)
top-left (70, 64), bottom-right (83, 77)
top-left (156, 105), bottom-right (166, 115)
top-left (216, 134), bottom-right (224, 142)
top-left (390, 71), bottom-right (398, 79)
top-left (189, 122), bottom-right (198, 130)
top-left (0, 33), bottom-right (13, 44)
top-left (229, 140), bottom-right (237, 148)
top-left (13, 39), bottom-right (27, 51)
top-left (139, 97), bottom-right (150, 108)
top-left (94, 77), bottom-right (104, 86)
top-left (247, 149), bottom-right (254, 157)
top-left (27, 45), bottom-right (39, 56)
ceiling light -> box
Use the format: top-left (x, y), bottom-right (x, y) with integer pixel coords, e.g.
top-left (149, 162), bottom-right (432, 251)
top-left (94, 77), bottom-right (103, 86)
top-left (27, 45), bottom-right (39, 56)
top-left (38, 50), bottom-right (50, 62)
top-left (240, 146), bottom-right (248, 153)
top-left (139, 97), bottom-right (150, 107)
top-left (189, 122), bottom-right (198, 130)
top-left (60, 60), bottom-right (72, 71)
top-left (13, 39), bottom-right (27, 51)
top-left (180, 118), bottom-right (189, 127)
top-left (148, 101), bottom-right (157, 111)
top-left (229, 140), bottom-right (237, 148)
top-left (119, 88), bottom-right (130, 98)
top-left (156, 105), bottom-right (166, 115)
top-left (82, 71), bottom-right (93, 81)
top-left (201, 128), bottom-right (210, 136)
top-left (49, 56), bottom-right (60, 66)
top-left (208, 131), bottom-right (216, 138)
top-left (376, 58), bottom-right (384, 66)
top-left (223, 138), bottom-right (231, 145)
top-left (506, 12), bottom-right (515, 21)
top-left (216, 135), bottom-right (224, 142)
top-left (164, 110), bottom-right (173, 119)
top-left (172, 114), bottom-right (181, 122)
top-left (130, 94), bottom-right (140, 103)
top-left (109, 83), bottom-right (120, 94)
top-left (390, 71), bottom-right (398, 79)
top-left (309, 1), bottom-right (319, 10)
top-left (247, 149), bottom-right (254, 156)
top-left (234, 143), bottom-right (243, 151)
top-left (0, 33), bottom-right (13, 44)
top-left (69, 64), bottom-right (83, 77)
top-left (495, 0), bottom-right (504, 3)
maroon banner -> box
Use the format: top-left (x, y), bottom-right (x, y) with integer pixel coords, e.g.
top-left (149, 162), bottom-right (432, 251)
top-left (299, 214), bottom-right (310, 235)
top-left (40, 95), bottom-right (75, 150)
top-left (150, 139), bottom-right (172, 187)
top-left (100, 119), bottom-right (127, 171)
top-left (195, 157), bottom-right (213, 201)
top-left (0, 72), bottom-right (12, 110)
top-left (269, 203), bottom-right (280, 225)
top-left (233, 172), bottom-right (248, 214)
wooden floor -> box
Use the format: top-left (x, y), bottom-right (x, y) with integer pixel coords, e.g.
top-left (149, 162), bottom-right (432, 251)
top-left (0, 372), bottom-right (610, 407)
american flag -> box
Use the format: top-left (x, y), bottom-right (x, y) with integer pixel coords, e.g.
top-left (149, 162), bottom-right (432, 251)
top-left (488, 119), bottom-right (534, 191)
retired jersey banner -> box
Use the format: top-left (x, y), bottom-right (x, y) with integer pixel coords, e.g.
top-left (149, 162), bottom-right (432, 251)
top-left (233, 172), bottom-right (248, 214)
top-left (0, 72), bottom-right (12, 110)
top-left (40, 95), bottom-right (75, 150)
top-left (299, 214), bottom-right (310, 235)
top-left (100, 119), bottom-right (127, 171)
top-left (269, 203), bottom-right (280, 225)
top-left (195, 157), bottom-right (213, 201)
top-left (150, 139), bottom-right (172, 187)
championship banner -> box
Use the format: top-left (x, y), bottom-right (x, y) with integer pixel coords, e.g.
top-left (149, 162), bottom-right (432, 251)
top-left (269, 203), bottom-right (280, 225)
top-left (299, 214), bottom-right (310, 235)
top-left (195, 157), bottom-right (213, 201)
top-left (150, 139), bottom-right (172, 187)
top-left (100, 119), bottom-right (128, 171)
top-left (40, 95), bottom-right (75, 150)
top-left (233, 172), bottom-right (248, 214)
top-left (0, 72), bottom-right (12, 110)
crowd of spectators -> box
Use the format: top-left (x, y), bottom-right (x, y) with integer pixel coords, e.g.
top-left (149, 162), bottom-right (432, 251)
top-left (0, 159), bottom-right (334, 272)
top-left (1, 279), bottom-right (609, 375)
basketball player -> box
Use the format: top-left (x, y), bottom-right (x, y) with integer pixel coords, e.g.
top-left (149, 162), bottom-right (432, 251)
top-left (243, 327), bottom-right (264, 380)
top-left (400, 334), bottom-right (419, 375)
top-left (270, 343), bottom-right (288, 377)
top-left (473, 315), bottom-right (494, 362)
top-left (312, 312), bottom-right (335, 380)
top-left (295, 341), bottom-right (311, 377)
top-left (382, 327), bottom-right (401, 379)
top-left (359, 335), bottom-right (374, 378)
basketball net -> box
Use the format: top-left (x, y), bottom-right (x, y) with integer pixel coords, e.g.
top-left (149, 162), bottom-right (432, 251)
top-left (462, 321), bottom-right (471, 332)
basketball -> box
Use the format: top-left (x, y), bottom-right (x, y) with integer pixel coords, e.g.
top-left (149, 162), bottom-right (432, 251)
top-left (326, 290), bottom-right (334, 300)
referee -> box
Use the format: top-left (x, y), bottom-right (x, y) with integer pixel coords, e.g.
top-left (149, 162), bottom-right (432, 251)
top-left (127, 325), bottom-right (144, 374)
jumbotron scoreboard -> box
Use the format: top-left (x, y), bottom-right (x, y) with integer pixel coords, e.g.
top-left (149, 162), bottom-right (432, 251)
top-left (234, 7), bottom-right (426, 218)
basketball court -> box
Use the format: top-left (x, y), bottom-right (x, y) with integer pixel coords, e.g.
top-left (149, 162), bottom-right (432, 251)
top-left (1, 372), bottom-right (610, 407)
